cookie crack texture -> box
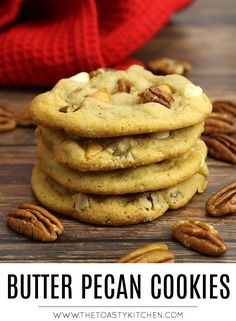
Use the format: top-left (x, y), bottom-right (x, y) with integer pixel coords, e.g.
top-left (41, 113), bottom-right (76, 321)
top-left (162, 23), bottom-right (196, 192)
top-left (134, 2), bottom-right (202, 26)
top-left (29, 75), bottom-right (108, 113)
top-left (38, 122), bottom-right (204, 171)
top-left (30, 65), bottom-right (212, 138)
top-left (31, 165), bottom-right (208, 226)
top-left (36, 139), bottom-right (207, 195)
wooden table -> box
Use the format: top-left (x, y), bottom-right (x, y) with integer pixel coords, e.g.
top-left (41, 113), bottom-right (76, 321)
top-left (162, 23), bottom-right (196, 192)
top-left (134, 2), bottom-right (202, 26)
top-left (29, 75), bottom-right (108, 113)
top-left (0, 0), bottom-right (235, 263)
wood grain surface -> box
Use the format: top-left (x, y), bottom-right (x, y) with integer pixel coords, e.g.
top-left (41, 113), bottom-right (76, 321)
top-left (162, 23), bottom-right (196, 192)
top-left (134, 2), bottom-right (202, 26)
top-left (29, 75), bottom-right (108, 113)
top-left (0, 0), bottom-right (236, 263)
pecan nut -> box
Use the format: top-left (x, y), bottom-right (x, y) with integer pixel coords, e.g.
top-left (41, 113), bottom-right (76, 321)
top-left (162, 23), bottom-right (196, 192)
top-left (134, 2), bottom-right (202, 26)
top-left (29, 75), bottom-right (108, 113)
top-left (139, 86), bottom-right (174, 108)
top-left (213, 100), bottom-right (236, 118)
top-left (203, 134), bottom-right (236, 163)
top-left (172, 220), bottom-right (227, 256)
top-left (85, 143), bottom-right (103, 159)
top-left (117, 79), bottom-right (132, 93)
top-left (0, 106), bottom-right (16, 133)
top-left (117, 243), bottom-right (174, 263)
top-left (59, 106), bottom-right (69, 113)
top-left (147, 57), bottom-right (192, 75)
top-left (16, 109), bottom-right (35, 127)
top-left (157, 85), bottom-right (172, 94)
top-left (89, 68), bottom-right (105, 78)
top-left (206, 182), bottom-right (236, 216)
top-left (91, 88), bottom-right (111, 102)
top-left (59, 105), bottom-right (81, 113)
top-left (7, 203), bottom-right (64, 242)
top-left (204, 112), bottom-right (236, 135)
top-left (89, 68), bottom-right (114, 78)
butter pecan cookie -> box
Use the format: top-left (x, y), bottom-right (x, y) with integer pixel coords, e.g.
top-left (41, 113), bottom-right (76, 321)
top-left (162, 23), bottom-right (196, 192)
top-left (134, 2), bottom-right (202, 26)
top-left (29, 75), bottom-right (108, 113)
top-left (37, 139), bottom-right (207, 195)
top-left (38, 122), bottom-right (203, 171)
top-left (30, 66), bottom-right (212, 138)
top-left (31, 164), bottom-right (208, 226)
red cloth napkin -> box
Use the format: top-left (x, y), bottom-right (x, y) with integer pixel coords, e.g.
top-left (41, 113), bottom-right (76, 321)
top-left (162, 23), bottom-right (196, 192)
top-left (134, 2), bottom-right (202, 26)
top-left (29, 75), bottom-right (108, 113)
top-left (0, 0), bottom-right (191, 87)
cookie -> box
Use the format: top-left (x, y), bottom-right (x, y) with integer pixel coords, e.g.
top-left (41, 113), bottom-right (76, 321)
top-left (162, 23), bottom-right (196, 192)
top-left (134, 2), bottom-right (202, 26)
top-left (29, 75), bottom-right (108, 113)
top-left (31, 164), bottom-right (208, 225)
top-left (37, 139), bottom-right (207, 195)
top-left (38, 122), bottom-right (204, 171)
top-left (30, 65), bottom-right (212, 138)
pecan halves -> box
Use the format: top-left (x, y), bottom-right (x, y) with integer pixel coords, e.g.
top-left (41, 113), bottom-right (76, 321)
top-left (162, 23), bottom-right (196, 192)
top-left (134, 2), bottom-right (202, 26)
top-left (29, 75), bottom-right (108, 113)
top-left (147, 57), bottom-right (192, 75)
top-left (213, 100), bottom-right (236, 118)
top-left (117, 243), bottom-right (174, 263)
top-left (0, 106), bottom-right (16, 133)
top-left (204, 112), bottom-right (236, 135)
top-left (206, 182), bottom-right (236, 217)
top-left (117, 79), bottom-right (132, 93)
top-left (15, 109), bottom-right (35, 127)
top-left (172, 220), bottom-right (227, 256)
top-left (139, 86), bottom-right (174, 108)
top-left (203, 134), bottom-right (236, 163)
top-left (7, 203), bottom-right (64, 242)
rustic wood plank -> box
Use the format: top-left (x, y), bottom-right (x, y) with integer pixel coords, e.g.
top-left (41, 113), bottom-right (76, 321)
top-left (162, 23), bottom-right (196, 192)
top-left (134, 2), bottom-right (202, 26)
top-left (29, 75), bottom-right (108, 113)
top-left (0, 157), bottom-right (235, 262)
top-left (0, 128), bottom-right (37, 146)
top-left (0, 0), bottom-right (236, 262)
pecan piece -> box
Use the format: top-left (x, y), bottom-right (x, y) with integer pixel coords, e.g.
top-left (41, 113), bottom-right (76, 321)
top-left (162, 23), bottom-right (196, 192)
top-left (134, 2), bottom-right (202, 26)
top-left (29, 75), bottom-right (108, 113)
top-left (59, 106), bottom-right (69, 113)
top-left (7, 203), bottom-right (64, 242)
top-left (90, 88), bottom-right (111, 102)
top-left (172, 220), bottom-right (227, 256)
top-left (15, 109), bottom-right (35, 127)
top-left (59, 105), bottom-right (81, 113)
top-left (117, 243), bottom-right (174, 263)
top-left (85, 143), bottom-right (103, 159)
top-left (139, 86), bottom-right (174, 108)
top-left (157, 85), bottom-right (172, 94)
top-left (203, 134), bottom-right (236, 163)
top-left (117, 79), bottom-right (132, 93)
top-left (89, 68), bottom-right (105, 78)
top-left (204, 112), bottom-right (236, 135)
top-left (213, 100), bottom-right (236, 118)
top-left (206, 182), bottom-right (236, 216)
top-left (0, 106), bottom-right (16, 133)
top-left (89, 68), bottom-right (115, 78)
top-left (147, 57), bottom-right (192, 75)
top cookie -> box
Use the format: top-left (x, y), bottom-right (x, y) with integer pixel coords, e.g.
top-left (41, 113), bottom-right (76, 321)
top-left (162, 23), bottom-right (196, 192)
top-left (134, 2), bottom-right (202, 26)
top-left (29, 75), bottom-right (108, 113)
top-left (30, 65), bottom-right (212, 138)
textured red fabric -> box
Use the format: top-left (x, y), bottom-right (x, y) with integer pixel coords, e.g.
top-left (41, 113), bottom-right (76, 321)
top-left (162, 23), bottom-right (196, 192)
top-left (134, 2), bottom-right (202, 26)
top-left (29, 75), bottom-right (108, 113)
top-left (0, 0), bottom-right (191, 87)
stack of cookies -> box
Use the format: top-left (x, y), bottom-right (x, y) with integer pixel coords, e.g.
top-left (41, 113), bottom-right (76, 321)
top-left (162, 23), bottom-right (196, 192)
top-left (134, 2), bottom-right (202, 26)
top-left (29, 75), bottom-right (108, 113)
top-left (30, 65), bottom-right (212, 225)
